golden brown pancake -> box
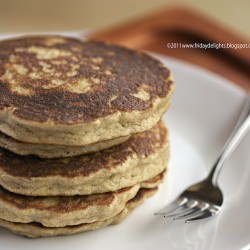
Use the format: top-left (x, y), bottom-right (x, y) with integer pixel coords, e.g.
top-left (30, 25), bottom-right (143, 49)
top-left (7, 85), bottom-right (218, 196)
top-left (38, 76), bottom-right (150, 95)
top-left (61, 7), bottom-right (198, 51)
top-left (0, 36), bottom-right (174, 146)
top-left (0, 121), bottom-right (169, 196)
top-left (0, 131), bottom-right (129, 158)
top-left (0, 187), bottom-right (157, 238)
top-left (0, 171), bottom-right (164, 228)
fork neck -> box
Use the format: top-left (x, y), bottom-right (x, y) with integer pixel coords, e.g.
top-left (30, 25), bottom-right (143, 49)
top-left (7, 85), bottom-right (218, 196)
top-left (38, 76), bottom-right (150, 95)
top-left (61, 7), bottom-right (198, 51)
top-left (210, 92), bottom-right (250, 187)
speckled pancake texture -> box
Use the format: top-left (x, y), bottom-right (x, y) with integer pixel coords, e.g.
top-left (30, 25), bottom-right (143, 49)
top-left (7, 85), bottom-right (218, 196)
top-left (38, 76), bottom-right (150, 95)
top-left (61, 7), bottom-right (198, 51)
top-left (0, 187), bottom-right (157, 238)
top-left (0, 170), bottom-right (165, 228)
top-left (0, 121), bottom-right (169, 196)
top-left (0, 36), bottom-right (174, 239)
top-left (0, 131), bottom-right (129, 158)
top-left (0, 36), bottom-right (174, 146)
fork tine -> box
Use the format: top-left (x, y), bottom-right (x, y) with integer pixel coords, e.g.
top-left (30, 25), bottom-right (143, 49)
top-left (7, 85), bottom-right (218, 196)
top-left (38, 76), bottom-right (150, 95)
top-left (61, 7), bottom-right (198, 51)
top-left (164, 199), bottom-right (198, 218)
top-left (185, 209), bottom-right (214, 223)
top-left (154, 197), bottom-right (188, 216)
top-left (185, 205), bottom-right (222, 222)
top-left (173, 207), bottom-right (201, 220)
top-left (173, 203), bottom-right (210, 220)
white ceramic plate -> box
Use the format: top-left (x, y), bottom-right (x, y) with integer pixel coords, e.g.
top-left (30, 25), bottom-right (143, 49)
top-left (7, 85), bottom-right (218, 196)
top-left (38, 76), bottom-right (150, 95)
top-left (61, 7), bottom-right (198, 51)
top-left (0, 38), bottom-right (249, 250)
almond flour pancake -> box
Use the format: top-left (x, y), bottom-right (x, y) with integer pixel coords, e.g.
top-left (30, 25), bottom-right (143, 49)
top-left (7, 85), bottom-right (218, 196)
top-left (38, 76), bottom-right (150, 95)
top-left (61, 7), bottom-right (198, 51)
top-left (0, 121), bottom-right (169, 196)
top-left (0, 187), bottom-right (157, 238)
top-left (0, 36), bottom-right (174, 147)
top-left (0, 171), bottom-right (164, 229)
top-left (0, 131), bottom-right (129, 158)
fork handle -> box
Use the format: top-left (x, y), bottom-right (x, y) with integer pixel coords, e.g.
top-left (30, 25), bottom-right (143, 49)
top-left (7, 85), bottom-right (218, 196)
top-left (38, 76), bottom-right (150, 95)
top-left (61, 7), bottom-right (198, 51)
top-left (210, 91), bottom-right (250, 187)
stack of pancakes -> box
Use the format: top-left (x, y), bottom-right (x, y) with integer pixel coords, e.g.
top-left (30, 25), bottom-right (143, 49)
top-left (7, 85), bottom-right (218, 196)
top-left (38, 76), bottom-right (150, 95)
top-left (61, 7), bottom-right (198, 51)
top-left (0, 36), bottom-right (174, 237)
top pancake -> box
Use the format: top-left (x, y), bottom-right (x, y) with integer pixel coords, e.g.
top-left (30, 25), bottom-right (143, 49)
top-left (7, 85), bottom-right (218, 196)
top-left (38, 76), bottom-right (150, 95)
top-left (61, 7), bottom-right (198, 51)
top-left (0, 36), bottom-right (174, 146)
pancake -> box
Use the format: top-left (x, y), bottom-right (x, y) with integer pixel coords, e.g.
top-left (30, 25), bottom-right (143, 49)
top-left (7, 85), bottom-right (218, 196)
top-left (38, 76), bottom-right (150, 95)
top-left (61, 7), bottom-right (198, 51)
top-left (0, 131), bottom-right (129, 158)
top-left (0, 36), bottom-right (174, 146)
top-left (0, 187), bottom-right (157, 238)
top-left (0, 170), bottom-right (164, 228)
top-left (0, 121), bottom-right (169, 196)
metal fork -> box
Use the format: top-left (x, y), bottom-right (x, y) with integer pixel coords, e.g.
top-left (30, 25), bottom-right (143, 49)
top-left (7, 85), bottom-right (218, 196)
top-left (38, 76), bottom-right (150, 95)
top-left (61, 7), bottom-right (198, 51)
top-left (155, 91), bottom-right (250, 222)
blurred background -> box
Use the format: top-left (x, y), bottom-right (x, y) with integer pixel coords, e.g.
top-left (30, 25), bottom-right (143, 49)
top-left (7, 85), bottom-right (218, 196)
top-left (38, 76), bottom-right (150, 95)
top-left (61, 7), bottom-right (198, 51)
top-left (0, 0), bottom-right (249, 39)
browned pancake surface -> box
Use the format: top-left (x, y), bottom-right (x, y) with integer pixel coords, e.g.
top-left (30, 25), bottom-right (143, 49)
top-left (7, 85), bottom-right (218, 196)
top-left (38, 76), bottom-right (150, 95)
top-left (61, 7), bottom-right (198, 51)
top-left (0, 171), bottom-right (164, 213)
top-left (0, 36), bottom-right (173, 124)
top-left (0, 121), bottom-right (167, 178)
